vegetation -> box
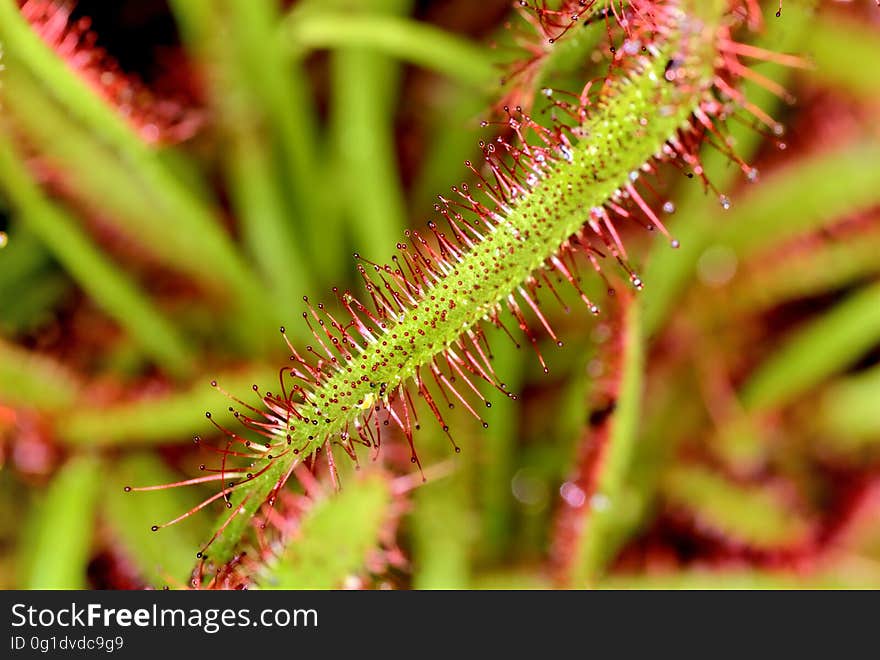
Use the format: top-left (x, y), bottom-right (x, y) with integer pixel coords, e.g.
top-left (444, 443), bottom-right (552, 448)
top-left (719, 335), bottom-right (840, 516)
top-left (1, 0), bottom-right (880, 589)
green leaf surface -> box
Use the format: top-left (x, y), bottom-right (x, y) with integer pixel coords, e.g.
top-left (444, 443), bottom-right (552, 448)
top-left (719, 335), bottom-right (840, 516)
top-left (21, 456), bottom-right (101, 589)
top-left (568, 296), bottom-right (645, 586)
top-left (816, 366), bottom-right (880, 449)
top-left (259, 474), bottom-right (391, 589)
top-left (809, 14), bottom-right (880, 99)
top-left (0, 135), bottom-right (194, 375)
top-left (662, 464), bottom-right (812, 550)
top-left (716, 143), bottom-right (880, 258)
top-left (741, 281), bottom-right (880, 412)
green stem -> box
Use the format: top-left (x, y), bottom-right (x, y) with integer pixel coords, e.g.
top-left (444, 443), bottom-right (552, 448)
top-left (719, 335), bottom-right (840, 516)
top-left (567, 296), bottom-right (645, 586)
top-left (202, 1), bottom-right (728, 565)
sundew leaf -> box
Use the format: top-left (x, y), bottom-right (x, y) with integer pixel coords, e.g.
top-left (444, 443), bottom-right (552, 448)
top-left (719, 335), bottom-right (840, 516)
top-left (715, 142), bottom-right (880, 258)
top-left (642, 0), bottom-right (816, 336)
top-left (201, 0), bottom-right (738, 565)
top-left (726, 218), bottom-right (880, 313)
top-left (21, 456), bottom-right (101, 589)
top-left (0, 0), bottom-right (278, 346)
top-left (258, 474), bottom-right (391, 589)
top-left (0, 135), bottom-right (195, 376)
top-left (565, 295), bottom-right (645, 587)
top-left (661, 464), bottom-right (813, 550)
top-left (1, 67), bottom-right (232, 299)
top-left (741, 281), bottom-right (880, 412)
